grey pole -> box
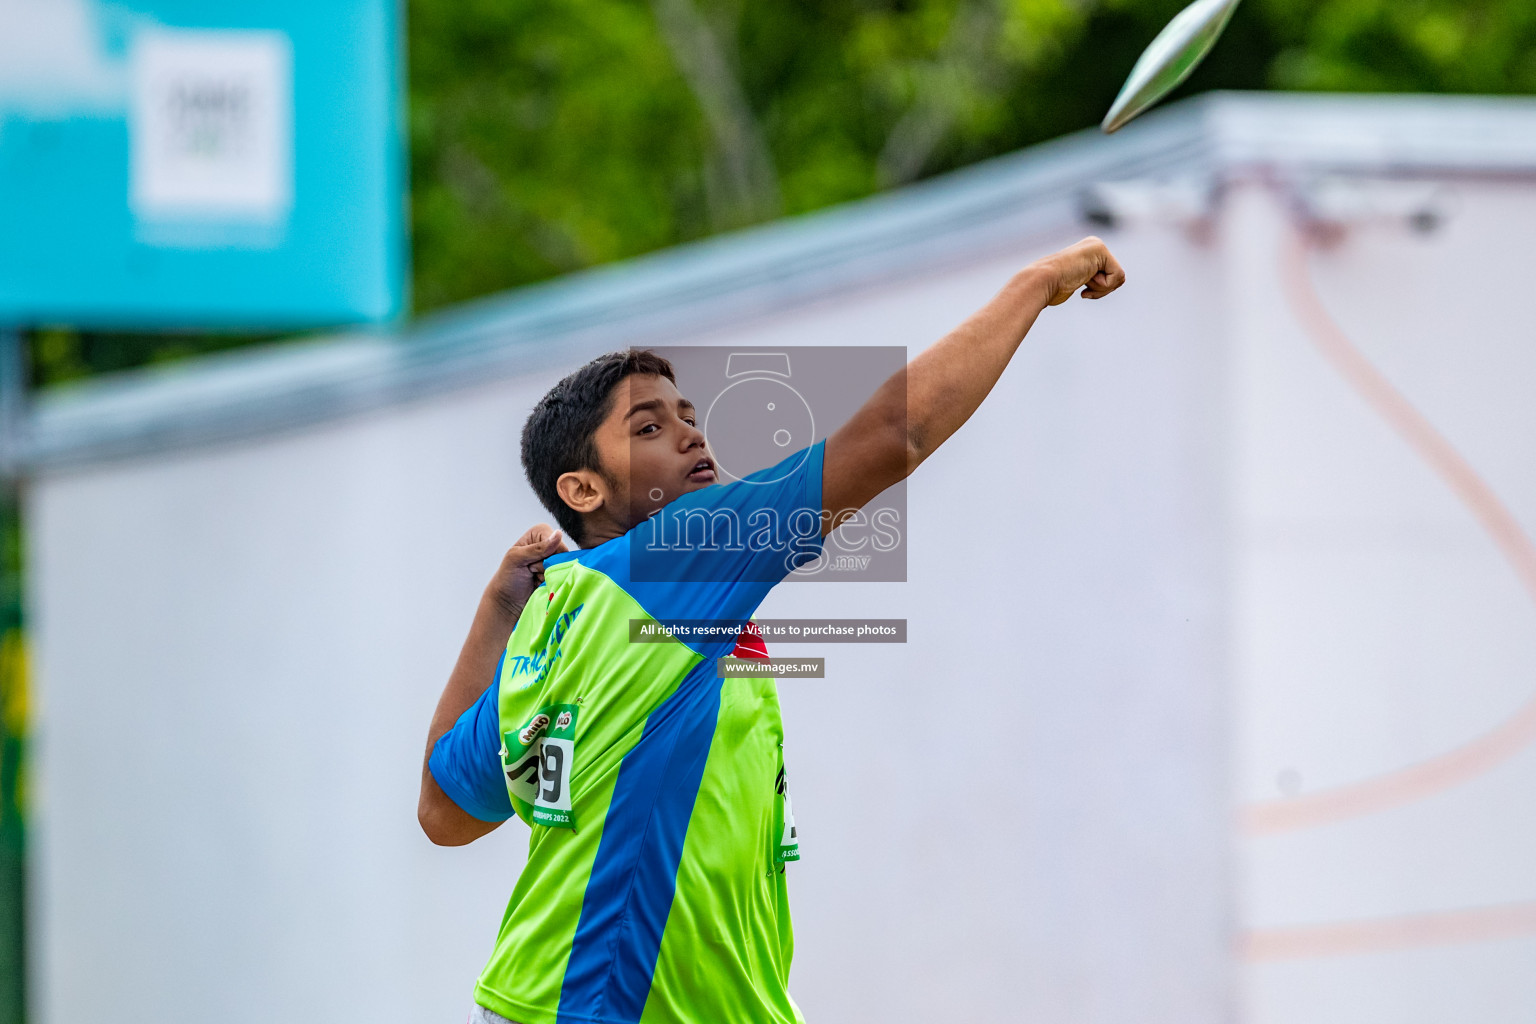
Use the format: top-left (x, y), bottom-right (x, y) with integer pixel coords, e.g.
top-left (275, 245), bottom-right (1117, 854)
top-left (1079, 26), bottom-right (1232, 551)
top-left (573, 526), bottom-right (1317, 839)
top-left (0, 330), bottom-right (23, 479)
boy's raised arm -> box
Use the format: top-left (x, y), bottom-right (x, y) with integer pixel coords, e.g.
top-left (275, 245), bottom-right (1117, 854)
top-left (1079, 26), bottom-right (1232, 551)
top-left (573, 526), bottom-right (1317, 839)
top-left (821, 237), bottom-right (1125, 533)
top-left (418, 525), bottom-right (567, 846)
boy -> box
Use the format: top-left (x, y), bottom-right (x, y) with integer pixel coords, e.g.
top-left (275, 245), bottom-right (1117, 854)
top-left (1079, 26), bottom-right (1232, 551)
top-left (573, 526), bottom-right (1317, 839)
top-left (419, 237), bottom-right (1125, 1024)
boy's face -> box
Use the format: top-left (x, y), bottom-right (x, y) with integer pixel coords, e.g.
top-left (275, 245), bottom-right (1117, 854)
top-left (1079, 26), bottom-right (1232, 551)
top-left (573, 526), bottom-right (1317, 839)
top-left (555, 373), bottom-right (718, 543)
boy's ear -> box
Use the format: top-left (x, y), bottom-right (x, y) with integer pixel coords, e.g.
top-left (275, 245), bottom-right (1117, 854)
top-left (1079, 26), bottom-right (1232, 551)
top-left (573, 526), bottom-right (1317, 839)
top-left (556, 469), bottom-right (609, 517)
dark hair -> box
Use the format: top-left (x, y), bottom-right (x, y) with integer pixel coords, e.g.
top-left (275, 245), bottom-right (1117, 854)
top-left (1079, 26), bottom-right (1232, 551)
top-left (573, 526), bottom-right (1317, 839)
top-left (521, 349), bottom-right (677, 545)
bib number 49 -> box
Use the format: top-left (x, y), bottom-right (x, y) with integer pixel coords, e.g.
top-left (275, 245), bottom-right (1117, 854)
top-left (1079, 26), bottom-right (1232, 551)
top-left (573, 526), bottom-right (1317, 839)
top-left (501, 704), bottom-right (579, 829)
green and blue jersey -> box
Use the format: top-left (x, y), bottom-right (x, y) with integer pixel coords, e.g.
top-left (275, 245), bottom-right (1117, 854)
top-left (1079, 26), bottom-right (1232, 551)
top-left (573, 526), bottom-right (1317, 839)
top-left (429, 441), bottom-right (825, 1024)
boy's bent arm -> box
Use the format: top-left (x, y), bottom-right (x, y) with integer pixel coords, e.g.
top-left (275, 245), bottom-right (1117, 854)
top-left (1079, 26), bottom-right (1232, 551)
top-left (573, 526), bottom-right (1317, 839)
top-left (821, 237), bottom-right (1124, 530)
top-left (418, 526), bottom-right (566, 846)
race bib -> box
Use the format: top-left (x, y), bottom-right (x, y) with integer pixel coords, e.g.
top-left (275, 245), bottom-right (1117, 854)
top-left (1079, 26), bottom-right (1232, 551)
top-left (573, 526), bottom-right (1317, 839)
top-left (775, 766), bottom-right (799, 864)
top-left (501, 703), bottom-right (579, 829)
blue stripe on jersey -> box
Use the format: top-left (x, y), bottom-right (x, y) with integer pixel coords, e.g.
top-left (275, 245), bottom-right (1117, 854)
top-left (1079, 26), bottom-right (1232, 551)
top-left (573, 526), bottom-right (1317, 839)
top-left (427, 651), bottom-right (514, 823)
top-left (557, 657), bottom-right (722, 1024)
top-left (542, 441), bottom-right (827, 666)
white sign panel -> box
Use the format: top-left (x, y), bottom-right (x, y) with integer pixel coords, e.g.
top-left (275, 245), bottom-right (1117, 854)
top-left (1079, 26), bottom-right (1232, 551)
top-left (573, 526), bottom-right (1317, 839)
top-left (129, 29), bottom-right (292, 224)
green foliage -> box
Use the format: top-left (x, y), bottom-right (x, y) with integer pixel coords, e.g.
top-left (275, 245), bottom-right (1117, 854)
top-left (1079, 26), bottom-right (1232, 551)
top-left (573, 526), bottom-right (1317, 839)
top-left (34, 0), bottom-right (1536, 380)
top-left (404, 0), bottom-right (1528, 315)
top-left (1261, 0), bottom-right (1536, 93)
top-left (405, 0), bottom-right (1134, 310)
top-left (28, 327), bottom-right (288, 389)
top-left (408, 0), bottom-right (715, 310)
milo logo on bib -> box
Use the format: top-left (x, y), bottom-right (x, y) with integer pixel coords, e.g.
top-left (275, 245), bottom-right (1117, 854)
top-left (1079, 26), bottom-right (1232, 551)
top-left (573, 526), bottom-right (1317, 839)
top-left (502, 704), bottom-right (580, 829)
top-left (518, 714), bottom-right (551, 746)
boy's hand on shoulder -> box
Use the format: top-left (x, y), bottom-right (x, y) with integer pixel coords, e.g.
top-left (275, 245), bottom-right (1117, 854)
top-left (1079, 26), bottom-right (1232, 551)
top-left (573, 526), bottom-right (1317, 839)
top-left (421, 524), bottom-right (566, 847)
top-left (1031, 236), bottom-right (1127, 306)
top-left (490, 524), bottom-right (568, 621)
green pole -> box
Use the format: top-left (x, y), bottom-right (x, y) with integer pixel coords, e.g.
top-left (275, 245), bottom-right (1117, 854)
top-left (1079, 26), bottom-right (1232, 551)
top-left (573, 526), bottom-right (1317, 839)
top-left (0, 325), bottom-right (26, 1024)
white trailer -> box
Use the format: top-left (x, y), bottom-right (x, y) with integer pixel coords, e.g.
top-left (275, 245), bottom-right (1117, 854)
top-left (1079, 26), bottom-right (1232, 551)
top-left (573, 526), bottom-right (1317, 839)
top-left (23, 92), bottom-right (1536, 1023)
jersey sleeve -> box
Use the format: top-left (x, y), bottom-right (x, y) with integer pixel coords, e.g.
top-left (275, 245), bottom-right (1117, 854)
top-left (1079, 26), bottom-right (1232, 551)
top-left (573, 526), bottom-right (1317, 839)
top-left (427, 652), bottom-right (514, 823)
top-left (621, 440), bottom-right (825, 642)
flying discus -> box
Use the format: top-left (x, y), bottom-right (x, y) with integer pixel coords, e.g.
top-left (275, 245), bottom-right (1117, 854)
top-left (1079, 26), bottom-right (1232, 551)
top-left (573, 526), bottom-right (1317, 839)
top-left (1102, 0), bottom-right (1243, 133)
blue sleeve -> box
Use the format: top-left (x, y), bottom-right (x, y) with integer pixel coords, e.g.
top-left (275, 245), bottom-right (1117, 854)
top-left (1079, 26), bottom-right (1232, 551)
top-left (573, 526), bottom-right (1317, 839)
top-left (427, 652), bottom-right (514, 823)
top-left (616, 440), bottom-right (825, 649)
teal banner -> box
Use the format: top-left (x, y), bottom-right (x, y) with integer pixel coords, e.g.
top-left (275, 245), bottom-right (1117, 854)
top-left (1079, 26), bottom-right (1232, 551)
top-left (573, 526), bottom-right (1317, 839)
top-left (0, 0), bottom-right (404, 328)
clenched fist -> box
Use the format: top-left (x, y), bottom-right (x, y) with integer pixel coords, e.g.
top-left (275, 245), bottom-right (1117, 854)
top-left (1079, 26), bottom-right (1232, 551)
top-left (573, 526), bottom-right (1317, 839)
top-left (1031, 236), bottom-right (1127, 306)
